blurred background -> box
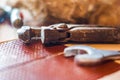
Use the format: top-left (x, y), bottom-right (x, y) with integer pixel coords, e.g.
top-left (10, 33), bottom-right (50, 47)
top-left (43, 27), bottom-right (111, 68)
top-left (1, 0), bottom-right (120, 26)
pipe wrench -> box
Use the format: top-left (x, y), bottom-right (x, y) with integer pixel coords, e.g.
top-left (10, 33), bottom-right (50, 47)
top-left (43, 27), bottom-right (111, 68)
top-left (17, 23), bottom-right (120, 45)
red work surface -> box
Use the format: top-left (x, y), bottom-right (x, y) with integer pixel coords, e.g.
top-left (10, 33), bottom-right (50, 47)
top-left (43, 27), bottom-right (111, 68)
top-left (0, 40), bottom-right (120, 80)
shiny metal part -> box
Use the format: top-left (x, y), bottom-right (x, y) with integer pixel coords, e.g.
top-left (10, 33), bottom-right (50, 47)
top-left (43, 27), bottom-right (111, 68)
top-left (64, 45), bottom-right (120, 65)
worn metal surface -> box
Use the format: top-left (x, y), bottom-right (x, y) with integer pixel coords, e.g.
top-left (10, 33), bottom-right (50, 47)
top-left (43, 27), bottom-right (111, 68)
top-left (17, 23), bottom-right (120, 44)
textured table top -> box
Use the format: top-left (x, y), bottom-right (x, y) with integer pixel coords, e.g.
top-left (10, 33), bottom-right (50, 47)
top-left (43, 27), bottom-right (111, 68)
top-left (0, 39), bottom-right (120, 80)
top-left (1, 24), bottom-right (120, 80)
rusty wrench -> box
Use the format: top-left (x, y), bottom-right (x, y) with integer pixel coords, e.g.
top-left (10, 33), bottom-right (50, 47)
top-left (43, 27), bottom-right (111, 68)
top-left (17, 23), bottom-right (120, 45)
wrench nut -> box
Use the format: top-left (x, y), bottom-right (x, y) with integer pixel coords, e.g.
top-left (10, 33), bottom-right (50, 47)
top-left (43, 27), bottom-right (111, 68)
top-left (17, 26), bottom-right (31, 43)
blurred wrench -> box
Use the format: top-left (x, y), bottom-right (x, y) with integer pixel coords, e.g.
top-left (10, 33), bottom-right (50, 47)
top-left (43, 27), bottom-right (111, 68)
top-left (64, 45), bottom-right (120, 66)
top-left (0, 5), bottom-right (23, 28)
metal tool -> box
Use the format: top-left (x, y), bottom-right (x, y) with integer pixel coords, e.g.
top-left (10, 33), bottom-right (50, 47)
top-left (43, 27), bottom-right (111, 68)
top-left (0, 5), bottom-right (23, 28)
top-left (17, 23), bottom-right (120, 45)
top-left (17, 23), bottom-right (70, 44)
top-left (0, 6), bottom-right (11, 23)
top-left (17, 26), bottom-right (41, 43)
top-left (10, 8), bottom-right (23, 28)
top-left (64, 45), bottom-right (120, 66)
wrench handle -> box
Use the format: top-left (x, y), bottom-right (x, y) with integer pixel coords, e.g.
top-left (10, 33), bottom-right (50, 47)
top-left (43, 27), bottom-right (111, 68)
top-left (68, 27), bottom-right (120, 43)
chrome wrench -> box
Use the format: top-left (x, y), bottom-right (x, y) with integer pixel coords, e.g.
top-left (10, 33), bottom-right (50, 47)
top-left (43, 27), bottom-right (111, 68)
top-left (64, 45), bottom-right (120, 66)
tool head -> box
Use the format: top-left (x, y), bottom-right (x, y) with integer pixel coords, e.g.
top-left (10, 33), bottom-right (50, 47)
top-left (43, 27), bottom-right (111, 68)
top-left (17, 26), bottom-right (31, 43)
top-left (41, 27), bottom-right (67, 44)
top-left (10, 8), bottom-right (23, 28)
top-left (64, 45), bottom-right (103, 66)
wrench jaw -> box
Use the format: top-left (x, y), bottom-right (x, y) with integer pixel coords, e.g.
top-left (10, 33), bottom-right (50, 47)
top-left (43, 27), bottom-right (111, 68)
top-left (17, 26), bottom-right (31, 44)
top-left (64, 49), bottom-right (79, 57)
top-left (64, 45), bottom-right (103, 66)
top-left (64, 45), bottom-right (120, 66)
top-left (64, 45), bottom-right (96, 57)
